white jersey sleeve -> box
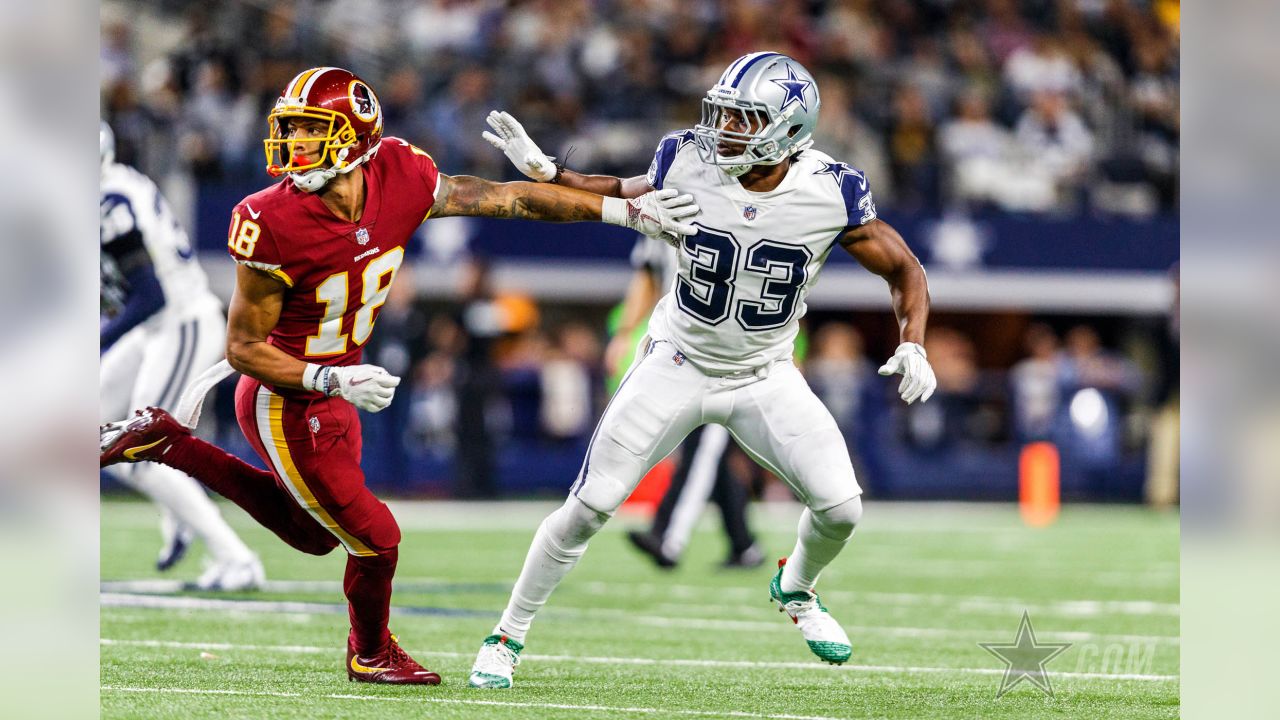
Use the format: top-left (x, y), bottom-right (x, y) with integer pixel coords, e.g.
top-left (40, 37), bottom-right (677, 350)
top-left (101, 163), bottom-right (218, 320)
top-left (645, 139), bottom-right (875, 374)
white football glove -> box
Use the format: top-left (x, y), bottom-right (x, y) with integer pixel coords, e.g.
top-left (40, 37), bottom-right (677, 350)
top-left (602, 189), bottom-right (700, 240)
top-left (308, 364), bottom-right (401, 413)
top-left (878, 342), bottom-right (937, 404)
top-left (482, 110), bottom-right (558, 182)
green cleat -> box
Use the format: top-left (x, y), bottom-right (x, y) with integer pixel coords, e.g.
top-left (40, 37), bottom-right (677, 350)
top-left (769, 558), bottom-right (853, 664)
top-left (468, 634), bottom-right (523, 689)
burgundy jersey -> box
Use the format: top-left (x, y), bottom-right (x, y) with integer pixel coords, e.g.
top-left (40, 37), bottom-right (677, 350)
top-left (226, 137), bottom-right (439, 388)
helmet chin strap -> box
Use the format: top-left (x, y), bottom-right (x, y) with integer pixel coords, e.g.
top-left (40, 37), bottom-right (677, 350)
top-left (290, 166), bottom-right (339, 192)
top-left (288, 144), bottom-right (378, 193)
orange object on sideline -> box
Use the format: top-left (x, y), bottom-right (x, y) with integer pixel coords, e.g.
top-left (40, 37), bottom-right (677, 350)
top-left (622, 458), bottom-right (674, 513)
top-left (1019, 442), bottom-right (1061, 527)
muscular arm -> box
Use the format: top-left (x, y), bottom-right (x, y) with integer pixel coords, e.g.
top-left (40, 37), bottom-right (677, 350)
top-left (552, 171), bottom-right (653, 200)
top-left (225, 263), bottom-right (308, 389)
top-left (431, 173), bottom-right (608, 221)
top-left (840, 219), bottom-right (930, 345)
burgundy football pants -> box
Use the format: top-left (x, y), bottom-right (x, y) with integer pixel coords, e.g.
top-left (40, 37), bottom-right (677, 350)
top-left (157, 375), bottom-right (401, 656)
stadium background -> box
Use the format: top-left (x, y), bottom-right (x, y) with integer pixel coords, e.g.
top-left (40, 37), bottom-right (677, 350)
top-left (100, 0), bottom-right (1179, 504)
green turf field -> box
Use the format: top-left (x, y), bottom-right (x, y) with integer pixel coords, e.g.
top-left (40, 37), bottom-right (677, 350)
top-left (100, 498), bottom-right (1179, 719)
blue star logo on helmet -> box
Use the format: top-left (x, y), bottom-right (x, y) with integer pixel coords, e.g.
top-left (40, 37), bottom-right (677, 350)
top-left (771, 65), bottom-right (812, 112)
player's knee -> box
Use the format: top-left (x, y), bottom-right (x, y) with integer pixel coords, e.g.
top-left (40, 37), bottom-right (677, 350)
top-left (813, 495), bottom-right (863, 540)
top-left (339, 499), bottom-right (400, 556)
top-left (543, 496), bottom-right (611, 552)
top-left (363, 506), bottom-right (401, 555)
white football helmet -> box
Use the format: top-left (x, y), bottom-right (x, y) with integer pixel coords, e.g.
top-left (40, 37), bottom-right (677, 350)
top-left (693, 52), bottom-right (821, 177)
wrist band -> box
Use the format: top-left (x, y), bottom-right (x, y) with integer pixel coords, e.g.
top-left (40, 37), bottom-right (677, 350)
top-left (548, 146), bottom-right (575, 184)
top-left (303, 363), bottom-right (336, 396)
top-left (600, 196), bottom-right (628, 227)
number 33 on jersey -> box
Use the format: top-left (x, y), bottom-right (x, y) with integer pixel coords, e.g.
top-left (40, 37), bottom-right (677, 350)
top-left (225, 137), bottom-right (440, 367)
top-left (645, 131), bottom-right (878, 374)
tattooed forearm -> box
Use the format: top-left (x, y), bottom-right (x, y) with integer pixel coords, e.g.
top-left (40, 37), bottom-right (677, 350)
top-left (434, 174), bottom-right (603, 221)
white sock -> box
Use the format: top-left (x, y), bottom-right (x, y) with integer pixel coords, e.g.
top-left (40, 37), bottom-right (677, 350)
top-left (780, 496), bottom-right (863, 594)
top-left (115, 463), bottom-right (255, 563)
top-left (495, 496), bottom-right (610, 643)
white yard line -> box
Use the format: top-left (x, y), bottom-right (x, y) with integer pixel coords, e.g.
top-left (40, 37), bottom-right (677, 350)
top-left (100, 638), bottom-right (1179, 682)
top-left (99, 685), bottom-right (854, 720)
top-left (100, 577), bottom-right (1179, 617)
top-left (100, 591), bottom-right (1179, 644)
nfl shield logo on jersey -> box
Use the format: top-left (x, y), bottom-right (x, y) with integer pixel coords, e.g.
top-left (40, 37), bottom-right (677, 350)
top-left (355, 227), bottom-right (371, 245)
top-left (743, 205), bottom-right (757, 221)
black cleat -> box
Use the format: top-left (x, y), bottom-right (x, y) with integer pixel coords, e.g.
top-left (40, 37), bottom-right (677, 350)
top-left (721, 542), bottom-right (766, 569)
top-left (627, 530), bottom-right (677, 569)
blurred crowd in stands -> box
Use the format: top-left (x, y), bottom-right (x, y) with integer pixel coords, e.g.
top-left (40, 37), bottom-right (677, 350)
top-left (102, 0), bottom-right (1179, 500)
top-left (102, 0), bottom-right (1179, 216)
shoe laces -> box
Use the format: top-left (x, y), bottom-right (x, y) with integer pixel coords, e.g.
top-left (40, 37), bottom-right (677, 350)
top-left (477, 639), bottom-right (520, 671)
top-left (387, 634), bottom-right (420, 669)
top-left (781, 590), bottom-right (828, 618)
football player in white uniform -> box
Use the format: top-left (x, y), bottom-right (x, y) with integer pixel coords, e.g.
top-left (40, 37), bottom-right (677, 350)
top-left (100, 123), bottom-right (264, 590)
top-left (469, 53), bottom-right (935, 688)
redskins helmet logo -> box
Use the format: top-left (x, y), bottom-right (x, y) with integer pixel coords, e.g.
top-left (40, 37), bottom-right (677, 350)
top-left (348, 80), bottom-right (380, 123)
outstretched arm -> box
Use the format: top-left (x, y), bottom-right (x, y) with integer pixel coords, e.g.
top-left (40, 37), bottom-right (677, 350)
top-left (554, 171), bottom-right (654, 200)
top-left (430, 173), bottom-right (699, 236)
top-left (481, 110), bottom-right (652, 198)
top-left (431, 173), bottom-right (606, 222)
top-left (840, 219), bottom-right (936, 404)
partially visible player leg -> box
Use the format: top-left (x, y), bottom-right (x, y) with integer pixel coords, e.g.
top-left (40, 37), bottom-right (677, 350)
top-left (627, 425), bottom-right (712, 568)
top-left (102, 385), bottom-right (342, 557)
top-left (472, 341), bottom-right (706, 688)
top-left (130, 311), bottom-right (262, 588)
top-left (100, 326), bottom-right (190, 570)
top-left (658, 423), bottom-right (729, 561)
top-left (708, 453), bottom-right (762, 568)
top-left (726, 362), bottom-right (862, 664)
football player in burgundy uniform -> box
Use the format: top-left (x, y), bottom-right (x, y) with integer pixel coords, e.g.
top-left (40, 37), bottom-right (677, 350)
top-left (100, 66), bottom-right (700, 685)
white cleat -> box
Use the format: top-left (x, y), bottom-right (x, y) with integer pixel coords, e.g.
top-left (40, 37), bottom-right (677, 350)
top-left (468, 634), bottom-right (522, 689)
top-left (196, 555), bottom-right (265, 592)
top-left (769, 558), bottom-right (852, 664)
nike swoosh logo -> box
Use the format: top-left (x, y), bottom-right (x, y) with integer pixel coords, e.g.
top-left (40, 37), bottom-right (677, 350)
top-left (245, 204), bottom-right (261, 219)
top-left (350, 656), bottom-right (388, 674)
top-left (123, 437), bottom-right (166, 460)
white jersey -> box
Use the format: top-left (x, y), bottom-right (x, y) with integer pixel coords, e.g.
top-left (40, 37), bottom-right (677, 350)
top-left (644, 131), bottom-right (877, 374)
top-left (101, 162), bottom-right (217, 321)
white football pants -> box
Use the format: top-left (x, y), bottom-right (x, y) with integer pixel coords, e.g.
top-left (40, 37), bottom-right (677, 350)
top-left (100, 298), bottom-right (254, 565)
top-left (572, 339), bottom-right (861, 514)
top-left (495, 340), bottom-right (862, 642)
